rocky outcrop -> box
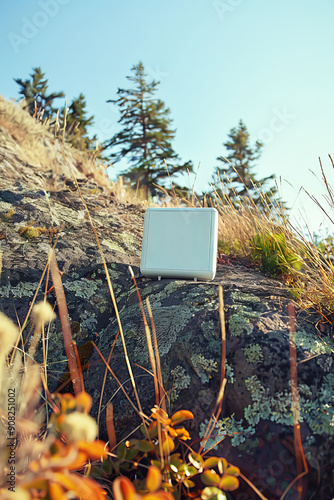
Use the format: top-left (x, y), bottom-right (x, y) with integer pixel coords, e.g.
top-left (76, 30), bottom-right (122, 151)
top-left (0, 107), bottom-right (333, 499)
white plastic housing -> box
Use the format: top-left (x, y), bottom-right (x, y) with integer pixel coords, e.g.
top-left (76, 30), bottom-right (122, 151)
top-left (140, 208), bottom-right (218, 281)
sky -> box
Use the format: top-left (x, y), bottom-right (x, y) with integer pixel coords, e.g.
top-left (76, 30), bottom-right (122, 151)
top-left (1, 0), bottom-right (334, 237)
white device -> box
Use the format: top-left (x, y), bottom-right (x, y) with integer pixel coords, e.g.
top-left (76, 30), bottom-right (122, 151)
top-left (140, 207), bottom-right (218, 281)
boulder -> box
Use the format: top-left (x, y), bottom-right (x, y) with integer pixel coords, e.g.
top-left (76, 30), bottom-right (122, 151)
top-left (0, 119), bottom-right (333, 500)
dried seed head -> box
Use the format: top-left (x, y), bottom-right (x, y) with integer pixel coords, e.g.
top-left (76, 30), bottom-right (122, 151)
top-left (31, 301), bottom-right (56, 327)
top-left (0, 312), bottom-right (19, 357)
top-left (61, 411), bottom-right (98, 443)
top-left (0, 488), bottom-right (30, 500)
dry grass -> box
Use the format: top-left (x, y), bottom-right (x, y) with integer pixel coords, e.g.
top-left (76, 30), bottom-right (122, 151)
top-left (158, 167), bottom-right (334, 327)
top-left (0, 95), bottom-right (112, 189)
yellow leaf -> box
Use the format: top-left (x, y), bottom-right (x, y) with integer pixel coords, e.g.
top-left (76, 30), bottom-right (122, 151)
top-left (225, 466), bottom-right (240, 476)
top-left (217, 458), bottom-right (228, 475)
top-left (219, 475), bottom-right (239, 491)
top-left (161, 434), bottom-right (175, 455)
top-left (201, 486), bottom-right (227, 500)
top-left (188, 452), bottom-right (204, 470)
top-left (203, 457), bottom-right (220, 469)
top-left (201, 470), bottom-right (220, 486)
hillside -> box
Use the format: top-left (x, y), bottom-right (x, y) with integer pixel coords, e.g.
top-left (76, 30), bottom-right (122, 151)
top-left (0, 97), bottom-right (333, 500)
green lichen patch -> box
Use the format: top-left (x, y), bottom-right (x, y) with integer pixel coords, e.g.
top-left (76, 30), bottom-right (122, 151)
top-left (116, 300), bottom-right (193, 362)
top-left (229, 313), bottom-right (253, 337)
top-left (0, 201), bottom-right (13, 211)
top-left (0, 208), bottom-right (15, 221)
top-left (231, 291), bottom-right (261, 304)
top-left (243, 344), bottom-right (264, 363)
top-left (295, 329), bottom-right (333, 356)
top-left (101, 232), bottom-right (139, 255)
top-left (190, 354), bottom-right (218, 383)
top-left (1, 281), bottom-right (40, 298)
top-left (169, 365), bottom-right (191, 401)
top-left (101, 238), bottom-right (126, 254)
top-left (80, 311), bottom-right (97, 336)
top-left (19, 226), bottom-right (42, 239)
top-left (200, 319), bottom-right (220, 350)
top-left (199, 414), bottom-right (255, 450)
top-left (63, 278), bottom-right (103, 300)
top-left (244, 373), bottom-right (334, 436)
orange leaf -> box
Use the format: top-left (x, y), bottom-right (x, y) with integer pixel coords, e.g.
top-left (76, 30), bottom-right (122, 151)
top-left (67, 473), bottom-right (108, 500)
top-left (171, 410), bottom-right (194, 425)
top-left (219, 475), bottom-right (239, 491)
top-left (75, 392), bottom-right (92, 413)
top-left (146, 465), bottom-right (162, 492)
top-left (49, 480), bottom-right (72, 500)
top-left (174, 428), bottom-right (190, 441)
top-left (166, 426), bottom-right (178, 437)
top-left (151, 407), bottom-right (171, 426)
top-left (143, 493), bottom-right (174, 500)
top-left (66, 450), bottom-right (89, 471)
top-left (78, 440), bottom-right (108, 461)
top-left (113, 476), bottom-right (138, 500)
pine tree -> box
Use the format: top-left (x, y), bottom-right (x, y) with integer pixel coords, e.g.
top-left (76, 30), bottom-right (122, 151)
top-left (64, 93), bottom-right (96, 151)
top-left (14, 67), bottom-right (64, 119)
top-left (212, 120), bottom-right (277, 206)
top-left (105, 62), bottom-right (192, 198)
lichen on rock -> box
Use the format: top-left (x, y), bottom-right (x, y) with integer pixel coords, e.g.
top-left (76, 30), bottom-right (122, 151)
top-left (243, 344), bottom-right (263, 363)
top-left (190, 354), bottom-right (218, 383)
top-left (63, 278), bottom-right (103, 300)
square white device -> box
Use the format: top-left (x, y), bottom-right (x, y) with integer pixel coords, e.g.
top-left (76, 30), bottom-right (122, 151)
top-left (140, 207), bottom-right (218, 281)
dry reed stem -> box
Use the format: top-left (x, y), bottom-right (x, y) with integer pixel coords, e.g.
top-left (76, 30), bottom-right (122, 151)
top-left (146, 297), bottom-right (166, 410)
top-left (127, 266), bottom-right (160, 406)
top-left (239, 472), bottom-right (269, 500)
top-left (72, 340), bottom-right (85, 392)
top-left (49, 248), bottom-right (83, 395)
top-left (280, 303), bottom-right (308, 500)
top-left (128, 266), bottom-right (170, 466)
top-left (91, 341), bottom-right (146, 418)
top-left (97, 331), bottom-right (120, 432)
top-left (106, 402), bottom-right (117, 450)
top-left (199, 286), bottom-right (227, 454)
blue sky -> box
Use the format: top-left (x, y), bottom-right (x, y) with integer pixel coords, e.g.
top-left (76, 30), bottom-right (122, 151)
top-left (1, 0), bottom-right (333, 235)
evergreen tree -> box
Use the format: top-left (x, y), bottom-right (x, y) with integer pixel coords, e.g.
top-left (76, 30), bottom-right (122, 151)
top-left (105, 62), bottom-right (192, 198)
top-left (14, 67), bottom-right (64, 119)
top-left (212, 120), bottom-right (277, 207)
top-left (64, 93), bottom-right (96, 151)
